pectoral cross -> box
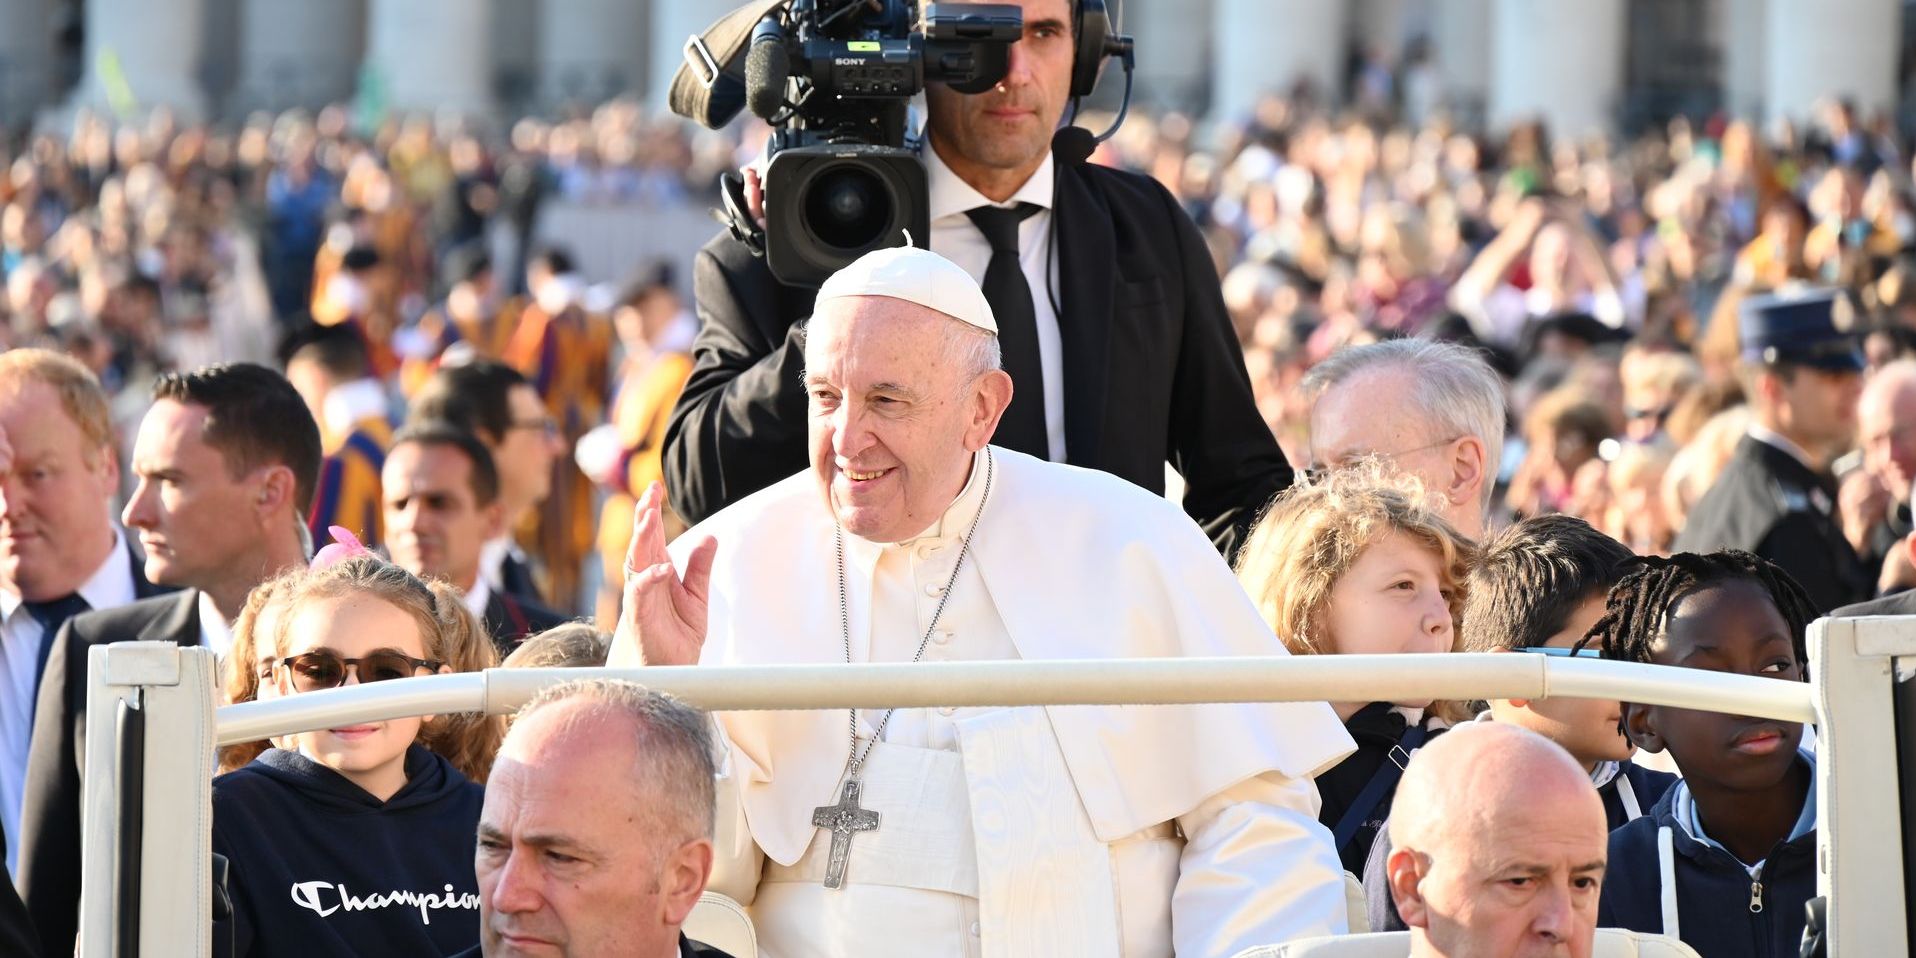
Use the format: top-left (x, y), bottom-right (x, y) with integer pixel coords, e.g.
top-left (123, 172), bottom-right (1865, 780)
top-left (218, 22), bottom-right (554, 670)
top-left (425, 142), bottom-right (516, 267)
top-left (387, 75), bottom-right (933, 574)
top-left (811, 779), bottom-right (881, 889)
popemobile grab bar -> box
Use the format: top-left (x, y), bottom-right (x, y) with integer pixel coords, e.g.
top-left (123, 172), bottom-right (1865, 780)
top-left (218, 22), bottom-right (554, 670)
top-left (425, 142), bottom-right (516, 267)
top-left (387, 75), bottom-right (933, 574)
top-left (212, 653), bottom-right (1818, 745)
top-left (74, 618), bottom-right (1916, 956)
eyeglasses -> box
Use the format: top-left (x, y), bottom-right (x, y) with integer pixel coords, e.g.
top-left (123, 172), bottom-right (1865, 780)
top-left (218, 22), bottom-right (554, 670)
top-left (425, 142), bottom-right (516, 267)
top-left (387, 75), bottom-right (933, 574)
top-left (1517, 646), bottom-right (1604, 659)
top-left (276, 650), bottom-right (444, 693)
top-left (510, 416), bottom-right (560, 438)
top-left (1304, 436), bottom-right (1463, 484)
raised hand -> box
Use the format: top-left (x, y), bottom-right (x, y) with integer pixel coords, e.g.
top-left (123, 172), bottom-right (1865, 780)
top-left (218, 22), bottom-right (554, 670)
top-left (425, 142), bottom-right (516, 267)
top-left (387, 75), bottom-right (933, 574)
top-left (609, 481), bottom-right (717, 668)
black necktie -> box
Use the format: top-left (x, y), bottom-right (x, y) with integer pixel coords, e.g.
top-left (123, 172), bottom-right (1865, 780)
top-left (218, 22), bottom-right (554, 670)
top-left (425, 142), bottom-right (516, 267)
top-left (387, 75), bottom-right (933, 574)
top-left (25, 592), bottom-right (90, 696)
top-left (964, 203), bottom-right (1050, 458)
top-left (24, 593), bottom-right (89, 638)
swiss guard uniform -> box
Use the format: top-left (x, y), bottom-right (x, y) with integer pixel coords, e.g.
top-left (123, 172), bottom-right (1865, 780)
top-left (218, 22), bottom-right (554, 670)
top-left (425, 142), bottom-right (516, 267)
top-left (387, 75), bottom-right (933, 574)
top-left (1671, 290), bottom-right (1870, 613)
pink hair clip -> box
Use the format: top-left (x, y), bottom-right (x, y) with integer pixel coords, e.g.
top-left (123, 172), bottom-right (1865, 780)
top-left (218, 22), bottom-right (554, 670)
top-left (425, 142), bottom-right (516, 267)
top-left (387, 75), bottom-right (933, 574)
top-left (311, 526), bottom-right (374, 571)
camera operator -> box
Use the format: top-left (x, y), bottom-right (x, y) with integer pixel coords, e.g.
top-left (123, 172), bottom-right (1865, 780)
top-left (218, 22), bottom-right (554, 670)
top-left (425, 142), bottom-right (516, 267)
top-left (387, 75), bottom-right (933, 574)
top-left (664, 0), bottom-right (1293, 556)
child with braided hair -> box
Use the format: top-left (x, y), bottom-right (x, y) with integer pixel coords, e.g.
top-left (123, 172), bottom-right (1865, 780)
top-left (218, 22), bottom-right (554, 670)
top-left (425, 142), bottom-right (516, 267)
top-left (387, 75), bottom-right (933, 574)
top-left (1587, 550), bottom-right (1818, 958)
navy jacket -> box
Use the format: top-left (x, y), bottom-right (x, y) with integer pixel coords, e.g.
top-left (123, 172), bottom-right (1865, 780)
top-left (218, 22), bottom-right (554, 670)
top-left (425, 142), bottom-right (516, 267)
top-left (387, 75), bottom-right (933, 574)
top-left (1599, 780), bottom-right (1816, 958)
top-left (212, 746), bottom-right (484, 958)
top-left (1317, 702), bottom-right (1447, 875)
top-left (1597, 760), bottom-right (1678, 832)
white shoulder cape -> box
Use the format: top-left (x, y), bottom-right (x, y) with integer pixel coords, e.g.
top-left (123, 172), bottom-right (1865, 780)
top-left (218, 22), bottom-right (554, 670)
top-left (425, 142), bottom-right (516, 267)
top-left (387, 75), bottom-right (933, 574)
top-left (672, 446), bottom-right (1355, 865)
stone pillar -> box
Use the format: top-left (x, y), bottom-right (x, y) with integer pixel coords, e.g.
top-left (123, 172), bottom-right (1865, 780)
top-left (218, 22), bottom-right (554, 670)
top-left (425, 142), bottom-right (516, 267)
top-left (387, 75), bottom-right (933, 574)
top-left (1488, 0), bottom-right (1625, 137)
top-left (236, 0), bottom-right (364, 113)
top-left (1210, 0), bottom-right (1347, 121)
top-left (492, 0), bottom-right (543, 113)
top-left (648, 0), bottom-right (735, 109)
top-left (1431, 0), bottom-right (1491, 126)
top-left (364, 0), bottom-right (492, 116)
top-left (71, 0), bottom-right (208, 120)
top-left (0, 0), bottom-right (52, 126)
top-left (542, 0), bottom-right (646, 107)
top-left (1721, 0), bottom-right (1767, 121)
top-left (1128, 0), bottom-right (1212, 114)
top-left (1765, 0), bottom-right (1899, 123)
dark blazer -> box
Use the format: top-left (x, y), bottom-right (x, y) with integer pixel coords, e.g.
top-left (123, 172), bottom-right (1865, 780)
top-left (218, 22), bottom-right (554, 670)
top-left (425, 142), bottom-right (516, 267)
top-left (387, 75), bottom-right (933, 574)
top-left (0, 831), bottom-right (41, 958)
top-left (19, 587), bottom-right (193, 958)
top-left (482, 588), bottom-right (571, 657)
top-left (497, 550), bottom-right (546, 608)
top-left (663, 145), bottom-right (1293, 556)
top-left (1832, 588), bottom-right (1916, 618)
top-left (1671, 435), bottom-right (1870, 614)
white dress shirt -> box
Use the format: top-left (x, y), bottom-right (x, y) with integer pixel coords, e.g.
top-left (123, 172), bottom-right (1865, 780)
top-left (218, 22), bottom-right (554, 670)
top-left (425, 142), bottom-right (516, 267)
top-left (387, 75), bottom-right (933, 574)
top-left (461, 575), bottom-right (492, 621)
top-left (0, 529), bottom-right (138, 874)
top-left (197, 591), bottom-right (233, 662)
top-left (925, 143), bottom-right (1067, 463)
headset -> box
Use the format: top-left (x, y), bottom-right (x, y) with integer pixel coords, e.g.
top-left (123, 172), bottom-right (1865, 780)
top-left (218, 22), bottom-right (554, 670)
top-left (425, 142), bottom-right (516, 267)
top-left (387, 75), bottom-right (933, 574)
top-left (1061, 0), bottom-right (1136, 146)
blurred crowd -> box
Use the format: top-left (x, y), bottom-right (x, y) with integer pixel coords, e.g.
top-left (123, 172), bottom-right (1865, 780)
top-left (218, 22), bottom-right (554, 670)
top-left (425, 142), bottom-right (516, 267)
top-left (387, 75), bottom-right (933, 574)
top-left (6, 89), bottom-right (1916, 612)
top-left (1091, 93), bottom-right (1916, 582)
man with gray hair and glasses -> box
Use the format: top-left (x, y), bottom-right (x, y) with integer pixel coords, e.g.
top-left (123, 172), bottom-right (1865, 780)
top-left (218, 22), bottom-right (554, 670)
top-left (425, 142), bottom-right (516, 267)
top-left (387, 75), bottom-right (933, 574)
top-left (1303, 339), bottom-right (1508, 537)
top-left (462, 679), bottom-right (736, 958)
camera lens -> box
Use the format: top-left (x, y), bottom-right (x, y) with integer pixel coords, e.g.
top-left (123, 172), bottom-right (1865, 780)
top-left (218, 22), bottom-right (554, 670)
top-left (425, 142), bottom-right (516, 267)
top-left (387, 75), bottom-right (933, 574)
top-left (805, 165), bottom-right (894, 251)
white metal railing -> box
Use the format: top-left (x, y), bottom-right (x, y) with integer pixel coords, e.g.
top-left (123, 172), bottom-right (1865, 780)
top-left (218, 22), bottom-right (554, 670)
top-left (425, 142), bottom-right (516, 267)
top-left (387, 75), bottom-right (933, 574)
top-left (91, 624), bottom-right (1916, 957)
top-left (213, 653), bottom-right (1819, 744)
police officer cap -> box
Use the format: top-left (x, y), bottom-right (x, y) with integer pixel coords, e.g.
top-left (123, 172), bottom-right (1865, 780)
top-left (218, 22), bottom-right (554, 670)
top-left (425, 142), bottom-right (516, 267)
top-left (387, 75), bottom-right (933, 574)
top-left (1738, 288), bottom-right (1864, 372)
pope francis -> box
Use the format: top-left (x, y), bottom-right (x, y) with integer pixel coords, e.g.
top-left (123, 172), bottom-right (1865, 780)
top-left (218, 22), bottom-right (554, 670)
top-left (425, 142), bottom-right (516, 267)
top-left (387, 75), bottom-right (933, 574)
top-left (610, 246), bottom-right (1356, 957)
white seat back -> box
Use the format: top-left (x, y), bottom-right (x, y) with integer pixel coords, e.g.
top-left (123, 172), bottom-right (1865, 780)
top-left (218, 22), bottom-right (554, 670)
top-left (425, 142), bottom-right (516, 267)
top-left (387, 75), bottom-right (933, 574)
top-left (1232, 928), bottom-right (1703, 958)
top-left (684, 891), bottom-right (758, 958)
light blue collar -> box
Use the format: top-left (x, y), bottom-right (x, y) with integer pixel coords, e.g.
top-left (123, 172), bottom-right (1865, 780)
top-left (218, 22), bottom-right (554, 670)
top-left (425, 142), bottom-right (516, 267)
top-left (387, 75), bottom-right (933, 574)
top-left (1674, 750), bottom-right (1817, 870)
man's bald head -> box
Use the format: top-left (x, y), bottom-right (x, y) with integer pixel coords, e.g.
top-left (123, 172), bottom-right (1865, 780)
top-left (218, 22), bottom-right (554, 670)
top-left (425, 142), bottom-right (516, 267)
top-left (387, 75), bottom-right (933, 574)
top-left (1859, 358), bottom-right (1916, 503)
top-left (476, 681), bottom-right (715, 957)
top-left (1388, 723), bottom-right (1607, 958)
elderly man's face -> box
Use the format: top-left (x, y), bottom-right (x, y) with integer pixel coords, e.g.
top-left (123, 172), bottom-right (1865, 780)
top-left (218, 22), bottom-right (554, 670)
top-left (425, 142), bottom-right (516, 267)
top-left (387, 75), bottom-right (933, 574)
top-left (1309, 368), bottom-right (1486, 536)
top-left (1859, 372), bottom-right (1916, 503)
top-left (805, 296), bottom-right (1007, 542)
top-left (0, 380), bottom-right (118, 601)
top-left (476, 702), bottom-right (709, 957)
top-left (1405, 796), bottom-right (1606, 958)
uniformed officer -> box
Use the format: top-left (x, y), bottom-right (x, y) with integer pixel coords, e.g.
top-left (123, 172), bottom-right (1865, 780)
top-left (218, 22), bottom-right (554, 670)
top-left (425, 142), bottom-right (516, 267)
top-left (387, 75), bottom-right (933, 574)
top-left (1672, 288), bottom-right (1870, 612)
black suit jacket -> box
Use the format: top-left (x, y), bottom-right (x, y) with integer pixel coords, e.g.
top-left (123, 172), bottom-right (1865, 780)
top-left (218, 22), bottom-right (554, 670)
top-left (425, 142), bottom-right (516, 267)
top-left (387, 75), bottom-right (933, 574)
top-left (663, 147), bottom-right (1293, 556)
top-left (1832, 588), bottom-right (1916, 618)
top-left (1671, 435), bottom-right (1871, 614)
top-left (482, 589), bottom-right (571, 657)
top-left (0, 830), bottom-right (41, 958)
top-left (19, 587), bottom-right (193, 958)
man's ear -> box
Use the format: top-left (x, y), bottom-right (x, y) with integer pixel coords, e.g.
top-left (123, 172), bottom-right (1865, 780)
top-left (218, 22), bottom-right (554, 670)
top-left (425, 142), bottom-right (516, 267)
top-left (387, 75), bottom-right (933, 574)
top-left (1445, 435), bottom-right (1487, 508)
top-left (1387, 846), bottom-right (1431, 930)
top-left (967, 369), bottom-right (1013, 451)
top-left (1622, 701), bottom-right (1665, 753)
top-left (1902, 528), bottom-right (1916, 571)
top-left (660, 837), bottom-right (715, 926)
top-left (255, 465), bottom-right (296, 519)
top-left (481, 499), bottom-right (507, 540)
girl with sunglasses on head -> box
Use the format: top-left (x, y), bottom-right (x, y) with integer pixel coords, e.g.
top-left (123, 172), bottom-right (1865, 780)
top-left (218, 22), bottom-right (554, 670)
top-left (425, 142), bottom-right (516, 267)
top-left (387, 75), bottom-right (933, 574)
top-left (212, 543), bottom-right (502, 958)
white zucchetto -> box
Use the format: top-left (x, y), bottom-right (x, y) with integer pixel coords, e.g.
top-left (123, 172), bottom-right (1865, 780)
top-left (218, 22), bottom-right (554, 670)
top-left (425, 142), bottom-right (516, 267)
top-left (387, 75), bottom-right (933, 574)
top-left (813, 245), bottom-right (999, 335)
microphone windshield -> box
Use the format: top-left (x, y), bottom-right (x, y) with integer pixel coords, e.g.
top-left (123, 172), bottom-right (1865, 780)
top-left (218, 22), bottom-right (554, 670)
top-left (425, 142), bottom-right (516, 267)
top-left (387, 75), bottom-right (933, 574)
top-left (745, 39), bottom-right (790, 121)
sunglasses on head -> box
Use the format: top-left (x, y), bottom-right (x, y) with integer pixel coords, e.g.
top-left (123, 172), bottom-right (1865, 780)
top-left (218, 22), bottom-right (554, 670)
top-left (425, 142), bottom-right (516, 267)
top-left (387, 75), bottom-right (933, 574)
top-left (277, 649), bottom-right (444, 694)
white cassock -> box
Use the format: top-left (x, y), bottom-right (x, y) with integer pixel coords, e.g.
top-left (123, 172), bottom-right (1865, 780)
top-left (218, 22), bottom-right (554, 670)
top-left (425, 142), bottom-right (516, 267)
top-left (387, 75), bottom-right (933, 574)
top-left (676, 447), bottom-right (1356, 957)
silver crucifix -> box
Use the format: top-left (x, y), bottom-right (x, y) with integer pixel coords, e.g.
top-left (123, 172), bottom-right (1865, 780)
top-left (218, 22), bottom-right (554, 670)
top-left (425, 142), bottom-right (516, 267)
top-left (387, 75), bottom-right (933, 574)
top-left (811, 779), bottom-right (881, 889)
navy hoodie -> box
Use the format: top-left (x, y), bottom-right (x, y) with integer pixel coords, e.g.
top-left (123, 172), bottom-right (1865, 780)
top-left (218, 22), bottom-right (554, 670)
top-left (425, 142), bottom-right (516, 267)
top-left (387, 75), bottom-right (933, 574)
top-left (211, 746), bottom-right (485, 958)
top-left (1599, 763), bottom-right (1817, 958)
top-left (1316, 702), bottom-right (1448, 875)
